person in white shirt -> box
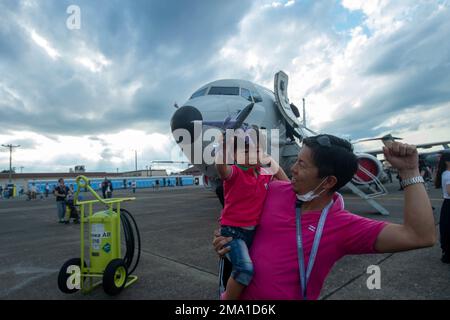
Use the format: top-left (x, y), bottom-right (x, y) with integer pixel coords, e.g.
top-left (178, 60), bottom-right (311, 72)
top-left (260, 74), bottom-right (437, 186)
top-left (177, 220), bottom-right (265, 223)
top-left (435, 152), bottom-right (450, 263)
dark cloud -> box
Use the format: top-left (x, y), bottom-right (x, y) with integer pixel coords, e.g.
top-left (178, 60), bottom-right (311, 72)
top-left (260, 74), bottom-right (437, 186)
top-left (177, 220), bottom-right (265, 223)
top-left (364, 8), bottom-right (450, 76)
top-left (0, 0), bottom-right (253, 136)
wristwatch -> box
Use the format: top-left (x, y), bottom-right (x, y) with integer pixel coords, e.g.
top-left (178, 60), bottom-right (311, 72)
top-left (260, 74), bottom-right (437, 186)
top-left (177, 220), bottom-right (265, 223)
top-left (400, 176), bottom-right (425, 189)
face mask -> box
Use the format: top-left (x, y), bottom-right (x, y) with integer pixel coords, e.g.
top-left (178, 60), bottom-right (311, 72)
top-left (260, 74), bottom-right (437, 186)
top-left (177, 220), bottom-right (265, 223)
top-left (296, 177), bottom-right (328, 202)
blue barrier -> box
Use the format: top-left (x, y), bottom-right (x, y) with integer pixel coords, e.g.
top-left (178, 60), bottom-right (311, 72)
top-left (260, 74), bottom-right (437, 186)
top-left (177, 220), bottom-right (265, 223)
top-left (28, 175), bottom-right (195, 193)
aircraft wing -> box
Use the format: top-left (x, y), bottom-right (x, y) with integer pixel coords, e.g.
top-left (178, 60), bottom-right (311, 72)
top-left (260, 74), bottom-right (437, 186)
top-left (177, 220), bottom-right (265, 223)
top-left (414, 141), bottom-right (450, 150)
top-left (363, 140), bottom-right (450, 155)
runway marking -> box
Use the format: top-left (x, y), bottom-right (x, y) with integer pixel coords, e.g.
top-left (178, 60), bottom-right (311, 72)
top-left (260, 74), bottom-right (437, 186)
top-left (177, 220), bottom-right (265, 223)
top-left (0, 266), bottom-right (58, 298)
top-left (0, 205), bottom-right (55, 214)
top-left (1, 274), bottom-right (45, 298)
top-left (140, 248), bottom-right (217, 277)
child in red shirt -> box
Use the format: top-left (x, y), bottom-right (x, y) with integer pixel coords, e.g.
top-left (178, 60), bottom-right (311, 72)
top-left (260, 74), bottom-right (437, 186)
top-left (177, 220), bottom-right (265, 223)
top-left (215, 129), bottom-right (288, 300)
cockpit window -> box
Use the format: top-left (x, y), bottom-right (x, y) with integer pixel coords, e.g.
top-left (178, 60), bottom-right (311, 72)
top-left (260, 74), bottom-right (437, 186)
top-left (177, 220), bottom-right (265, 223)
top-left (251, 90), bottom-right (263, 103)
top-left (190, 87), bottom-right (208, 99)
top-left (208, 86), bottom-right (239, 96)
top-left (240, 88), bottom-right (253, 102)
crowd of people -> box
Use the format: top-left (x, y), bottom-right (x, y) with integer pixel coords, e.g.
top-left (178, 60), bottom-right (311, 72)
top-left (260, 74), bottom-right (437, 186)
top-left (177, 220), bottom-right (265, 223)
top-left (1, 175), bottom-right (189, 202)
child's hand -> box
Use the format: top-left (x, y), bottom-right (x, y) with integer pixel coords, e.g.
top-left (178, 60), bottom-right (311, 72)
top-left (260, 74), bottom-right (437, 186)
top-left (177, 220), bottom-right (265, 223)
top-left (260, 156), bottom-right (289, 181)
top-left (258, 151), bottom-right (272, 167)
top-left (258, 152), bottom-right (279, 172)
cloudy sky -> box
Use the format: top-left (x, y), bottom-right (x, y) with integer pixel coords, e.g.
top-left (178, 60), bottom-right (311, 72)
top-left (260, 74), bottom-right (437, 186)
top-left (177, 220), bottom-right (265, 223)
top-left (1, 0), bottom-right (449, 173)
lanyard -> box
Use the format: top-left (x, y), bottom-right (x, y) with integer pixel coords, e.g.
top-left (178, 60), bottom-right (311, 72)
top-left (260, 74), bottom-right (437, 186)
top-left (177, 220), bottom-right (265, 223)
top-left (296, 200), bottom-right (333, 300)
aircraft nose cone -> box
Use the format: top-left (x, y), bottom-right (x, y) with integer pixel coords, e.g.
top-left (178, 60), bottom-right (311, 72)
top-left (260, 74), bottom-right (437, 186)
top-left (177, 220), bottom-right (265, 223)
top-left (170, 105), bottom-right (203, 143)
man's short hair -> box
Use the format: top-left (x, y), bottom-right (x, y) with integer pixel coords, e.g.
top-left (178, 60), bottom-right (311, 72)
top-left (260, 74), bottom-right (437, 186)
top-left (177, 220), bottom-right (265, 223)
top-left (303, 134), bottom-right (358, 192)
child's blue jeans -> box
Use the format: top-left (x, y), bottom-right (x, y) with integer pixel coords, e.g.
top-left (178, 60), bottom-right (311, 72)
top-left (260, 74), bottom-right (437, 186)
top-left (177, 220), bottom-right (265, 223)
top-left (220, 225), bottom-right (256, 286)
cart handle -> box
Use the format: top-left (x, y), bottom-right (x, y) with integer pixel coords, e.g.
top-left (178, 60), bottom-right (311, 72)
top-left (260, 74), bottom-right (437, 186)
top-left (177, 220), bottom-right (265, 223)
top-left (74, 175), bottom-right (135, 206)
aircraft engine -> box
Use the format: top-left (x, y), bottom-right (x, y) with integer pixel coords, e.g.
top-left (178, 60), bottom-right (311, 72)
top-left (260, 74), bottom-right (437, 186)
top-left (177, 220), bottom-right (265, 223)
top-left (352, 153), bottom-right (383, 185)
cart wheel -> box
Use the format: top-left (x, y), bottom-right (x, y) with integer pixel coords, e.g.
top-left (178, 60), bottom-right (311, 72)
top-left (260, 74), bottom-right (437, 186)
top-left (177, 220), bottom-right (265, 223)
top-left (103, 259), bottom-right (128, 296)
top-left (58, 258), bottom-right (85, 294)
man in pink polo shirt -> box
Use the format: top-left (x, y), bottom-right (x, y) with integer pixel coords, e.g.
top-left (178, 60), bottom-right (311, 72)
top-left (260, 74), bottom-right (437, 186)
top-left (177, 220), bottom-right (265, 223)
top-left (214, 134), bottom-right (436, 300)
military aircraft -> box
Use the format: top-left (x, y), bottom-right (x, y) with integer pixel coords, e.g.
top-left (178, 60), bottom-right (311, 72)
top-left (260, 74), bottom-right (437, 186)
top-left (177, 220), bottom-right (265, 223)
top-left (170, 71), bottom-right (433, 215)
top-left (356, 134), bottom-right (450, 168)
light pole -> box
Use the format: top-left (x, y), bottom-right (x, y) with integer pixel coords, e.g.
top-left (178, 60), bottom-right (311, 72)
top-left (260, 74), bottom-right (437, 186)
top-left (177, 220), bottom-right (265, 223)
top-left (1, 144), bottom-right (20, 183)
top-left (302, 97), bottom-right (306, 127)
top-left (145, 165), bottom-right (149, 176)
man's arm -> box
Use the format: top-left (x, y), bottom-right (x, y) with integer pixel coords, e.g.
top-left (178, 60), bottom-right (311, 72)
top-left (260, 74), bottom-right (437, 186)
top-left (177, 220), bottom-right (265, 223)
top-left (213, 229), bottom-right (232, 257)
top-left (375, 142), bottom-right (436, 253)
top-left (54, 189), bottom-right (65, 197)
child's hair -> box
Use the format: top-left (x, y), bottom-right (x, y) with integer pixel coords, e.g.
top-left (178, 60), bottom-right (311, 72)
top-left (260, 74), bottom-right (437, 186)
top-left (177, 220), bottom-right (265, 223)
top-left (232, 125), bottom-right (266, 152)
top-left (231, 125), bottom-right (268, 166)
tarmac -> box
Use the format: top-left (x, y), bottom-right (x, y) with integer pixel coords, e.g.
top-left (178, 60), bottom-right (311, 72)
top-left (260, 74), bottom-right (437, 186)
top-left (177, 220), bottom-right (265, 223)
top-left (0, 180), bottom-right (449, 300)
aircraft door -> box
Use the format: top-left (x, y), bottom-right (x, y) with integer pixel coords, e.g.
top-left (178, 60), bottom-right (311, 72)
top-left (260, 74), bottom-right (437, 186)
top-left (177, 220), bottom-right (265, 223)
top-left (274, 71), bottom-right (299, 129)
